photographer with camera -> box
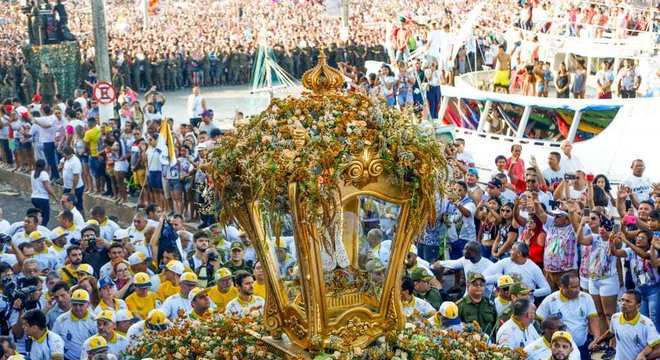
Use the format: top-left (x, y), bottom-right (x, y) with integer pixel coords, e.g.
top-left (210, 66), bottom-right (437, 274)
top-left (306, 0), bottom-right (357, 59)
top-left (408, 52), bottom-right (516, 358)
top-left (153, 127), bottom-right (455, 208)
top-left (186, 231), bottom-right (220, 288)
top-left (0, 234), bottom-right (19, 272)
top-left (1, 263), bottom-right (44, 355)
top-left (79, 223), bottom-right (110, 275)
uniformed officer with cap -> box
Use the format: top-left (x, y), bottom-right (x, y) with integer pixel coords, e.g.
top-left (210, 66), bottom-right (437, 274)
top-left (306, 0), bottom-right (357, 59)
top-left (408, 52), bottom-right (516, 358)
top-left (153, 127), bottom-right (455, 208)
top-left (457, 272), bottom-right (497, 335)
top-left (52, 289), bottom-right (96, 360)
top-left (494, 275), bottom-right (515, 316)
top-left (492, 282), bottom-right (533, 338)
top-left (411, 267), bottom-right (444, 310)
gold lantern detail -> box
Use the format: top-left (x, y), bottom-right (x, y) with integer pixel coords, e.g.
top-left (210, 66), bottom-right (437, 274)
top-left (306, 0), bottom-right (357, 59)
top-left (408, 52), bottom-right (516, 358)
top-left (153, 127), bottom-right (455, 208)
top-left (207, 49), bottom-right (447, 353)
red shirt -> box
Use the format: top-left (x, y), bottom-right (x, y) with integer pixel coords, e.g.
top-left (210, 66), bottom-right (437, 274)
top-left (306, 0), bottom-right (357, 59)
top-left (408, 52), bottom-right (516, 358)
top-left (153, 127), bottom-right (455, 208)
top-left (506, 157), bottom-right (526, 193)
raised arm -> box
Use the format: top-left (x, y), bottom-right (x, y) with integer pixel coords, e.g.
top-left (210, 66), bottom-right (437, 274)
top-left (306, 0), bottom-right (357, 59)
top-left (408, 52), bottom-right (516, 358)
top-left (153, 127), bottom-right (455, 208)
top-left (577, 217), bottom-right (593, 246)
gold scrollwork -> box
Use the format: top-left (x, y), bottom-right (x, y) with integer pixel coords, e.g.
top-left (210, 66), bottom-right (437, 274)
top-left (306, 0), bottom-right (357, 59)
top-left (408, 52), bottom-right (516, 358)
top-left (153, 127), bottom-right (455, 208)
top-left (282, 314), bottom-right (308, 339)
top-left (342, 148), bottom-right (384, 188)
top-left (328, 318), bottom-right (376, 346)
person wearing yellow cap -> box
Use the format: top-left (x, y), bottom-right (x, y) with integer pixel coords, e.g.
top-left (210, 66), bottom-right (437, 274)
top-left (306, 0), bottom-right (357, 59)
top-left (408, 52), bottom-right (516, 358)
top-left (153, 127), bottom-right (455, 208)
top-left (524, 315), bottom-right (580, 360)
top-left (76, 263), bottom-right (95, 279)
top-left (52, 289), bottom-right (96, 360)
top-left (589, 290), bottom-right (660, 360)
top-left (252, 261), bottom-right (267, 299)
top-left (160, 272), bottom-right (198, 320)
top-left (224, 270), bottom-right (265, 317)
top-left (82, 335), bottom-right (108, 359)
top-left (29, 230), bottom-right (57, 272)
top-left (126, 309), bottom-right (171, 344)
top-left (156, 260), bottom-right (184, 301)
top-left (428, 301), bottom-right (464, 332)
top-left (81, 310), bottom-right (129, 359)
top-left (114, 309), bottom-right (135, 336)
top-left (49, 226), bottom-right (69, 268)
top-left (22, 309), bottom-right (65, 360)
top-left (549, 331), bottom-right (575, 360)
top-left (494, 275), bottom-right (515, 316)
top-left (125, 272), bottom-right (161, 320)
top-left (207, 267), bottom-right (238, 312)
top-left (496, 298), bottom-right (540, 350)
top-left (188, 287), bottom-right (212, 320)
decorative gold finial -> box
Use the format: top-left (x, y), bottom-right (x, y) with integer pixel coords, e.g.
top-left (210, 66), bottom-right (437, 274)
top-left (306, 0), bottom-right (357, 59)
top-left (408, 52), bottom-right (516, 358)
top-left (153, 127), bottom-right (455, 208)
top-left (302, 48), bottom-right (345, 94)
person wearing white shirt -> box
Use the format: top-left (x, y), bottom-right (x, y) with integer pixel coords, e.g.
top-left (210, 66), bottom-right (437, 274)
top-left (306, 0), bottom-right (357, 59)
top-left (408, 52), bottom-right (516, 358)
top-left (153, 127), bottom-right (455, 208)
top-left (186, 86), bottom-right (206, 128)
top-left (61, 193), bottom-right (86, 229)
top-left (450, 182), bottom-right (477, 260)
top-left (81, 310), bottom-right (130, 360)
top-left (433, 241), bottom-right (494, 296)
top-left (160, 272), bottom-right (198, 320)
top-left (524, 316), bottom-right (581, 360)
top-left (401, 277), bottom-right (436, 319)
top-left (90, 207), bottom-right (121, 243)
top-left (22, 309), bottom-right (65, 360)
top-left (497, 298), bottom-right (540, 350)
top-left (624, 159), bottom-right (651, 202)
top-left (543, 152), bottom-right (566, 190)
top-left (484, 242), bottom-right (551, 299)
top-left (537, 272), bottom-right (599, 356)
top-left (52, 289), bottom-right (97, 360)
top-left (29, 230), bottom-right (58, 272)
top-left (33, 105), bottom-right (60, 180)
top-left (61, 147), bottom-right (85, 212)
top-left (589, 290), bottom-right (660, 360)
top-left (224, 271), bottom-right (265, 317)
top-left (559, 141), bottom-right (583, 174)
top-left (0, 208), bottom-right (10, 234)
top-left (31, 161), bottom-right (55, 227)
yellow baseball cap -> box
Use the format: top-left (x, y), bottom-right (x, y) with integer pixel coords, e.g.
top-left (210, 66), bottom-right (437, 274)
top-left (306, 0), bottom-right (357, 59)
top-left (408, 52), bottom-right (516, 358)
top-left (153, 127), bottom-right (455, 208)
top-left (180, 272), bottom-right (198, 285)
top-left (409, 244), bottom-right (418, 255)
top-left (71, 289), bottom-right (90, 304)
top-left (77, 264), bottom-right (94, 277)
top-left (551, 331), bottom-right (573, 344)
top-left (146, 309), bottom-right (168, 326)
top-left (133, 272), bottom-right (152, 288)
top-left (439, 301), bottom-right (459, 319)
top-left (86, 335), bottom-right (108, 352)
top-left (497, 275), bottom-right (515, 288)
top-left (52, 226), bottom-right (68, 238)
top-left (7, 355), bottom-right (25, 360)
top-left (215, 267), bottom-right (232, 280)
top-left (165, 260), bottom-right (185, 275)
top-left (86, 219), bottom-right (100, 226)
top-left (187, 287), bottom-right (209, 301)
top-left (95, 310), bottom-right (116, 323)
top-left (29, 231), bottom-right (46, 242)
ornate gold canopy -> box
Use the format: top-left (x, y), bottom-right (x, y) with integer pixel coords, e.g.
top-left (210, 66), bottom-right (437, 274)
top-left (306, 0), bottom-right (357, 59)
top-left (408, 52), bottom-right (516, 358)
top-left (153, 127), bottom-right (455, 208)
top-left (208, 52), bottom-right (447, 354)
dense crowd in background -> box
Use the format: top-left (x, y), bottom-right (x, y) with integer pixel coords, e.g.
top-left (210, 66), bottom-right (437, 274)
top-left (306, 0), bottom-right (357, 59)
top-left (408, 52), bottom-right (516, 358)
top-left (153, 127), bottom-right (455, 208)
top-left (0, 0), bottom-right (658, 360)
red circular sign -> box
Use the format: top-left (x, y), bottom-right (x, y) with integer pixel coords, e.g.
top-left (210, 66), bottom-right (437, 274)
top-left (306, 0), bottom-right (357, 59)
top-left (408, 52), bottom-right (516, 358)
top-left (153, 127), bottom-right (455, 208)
top-left (92, 82), bottom-right (117, 105)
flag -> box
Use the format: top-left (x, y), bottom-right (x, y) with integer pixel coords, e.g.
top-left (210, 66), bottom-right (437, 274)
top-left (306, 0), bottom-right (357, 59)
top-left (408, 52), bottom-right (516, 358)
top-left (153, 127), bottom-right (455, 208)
top-left (148, 0), bottom-right (159, 15)
top-left (157, 120), bottom-right (176, 167)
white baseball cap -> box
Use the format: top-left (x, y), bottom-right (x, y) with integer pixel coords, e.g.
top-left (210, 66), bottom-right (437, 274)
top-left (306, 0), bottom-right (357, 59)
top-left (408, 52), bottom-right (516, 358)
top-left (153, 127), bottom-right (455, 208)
top-left (128, 251), bottom-right (147, 266)
top-left (113, 229), bottom-right (129, 240)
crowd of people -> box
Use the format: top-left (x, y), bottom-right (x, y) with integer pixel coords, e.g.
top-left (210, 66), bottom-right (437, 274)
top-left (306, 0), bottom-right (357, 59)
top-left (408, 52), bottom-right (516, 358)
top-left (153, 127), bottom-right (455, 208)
top-left (0, 0), bottom-right (657, 103)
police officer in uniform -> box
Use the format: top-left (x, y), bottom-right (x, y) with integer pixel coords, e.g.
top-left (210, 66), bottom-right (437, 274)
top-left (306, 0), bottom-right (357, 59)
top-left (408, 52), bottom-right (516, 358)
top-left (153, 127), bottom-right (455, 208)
top-left (457, 272), bottom-right (497, 335)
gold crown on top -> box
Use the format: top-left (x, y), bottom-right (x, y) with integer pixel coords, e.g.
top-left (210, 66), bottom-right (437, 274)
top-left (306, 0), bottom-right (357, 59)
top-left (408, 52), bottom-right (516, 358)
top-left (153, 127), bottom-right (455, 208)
top-left (301, 49), bottom-right (344, 94)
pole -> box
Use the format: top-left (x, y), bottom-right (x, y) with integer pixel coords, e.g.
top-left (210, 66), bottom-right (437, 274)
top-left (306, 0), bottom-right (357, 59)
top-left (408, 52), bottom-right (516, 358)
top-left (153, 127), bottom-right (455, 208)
top-left (339, 0), bottom-right (349, 41)
top-left (91, 0), bottom-right (113, 122)
top-left (143, 0), bottom-right (149, 29)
